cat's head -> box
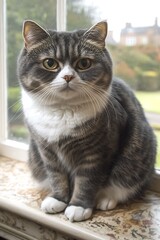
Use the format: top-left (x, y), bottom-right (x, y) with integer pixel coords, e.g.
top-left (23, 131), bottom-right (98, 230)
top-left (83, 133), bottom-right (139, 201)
top-left (18, 20), bottom-right (112, 107)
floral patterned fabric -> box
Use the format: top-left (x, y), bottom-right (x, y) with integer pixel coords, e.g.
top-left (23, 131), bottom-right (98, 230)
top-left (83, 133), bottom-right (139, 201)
top-left (0, 157), bottom-right (160, 240)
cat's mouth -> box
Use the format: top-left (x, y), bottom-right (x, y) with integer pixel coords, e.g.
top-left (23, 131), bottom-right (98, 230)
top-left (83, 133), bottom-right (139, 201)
top-left (59, 83), bottom-right (74, 92)
top-left (56, 83), bottom-right (80, 100)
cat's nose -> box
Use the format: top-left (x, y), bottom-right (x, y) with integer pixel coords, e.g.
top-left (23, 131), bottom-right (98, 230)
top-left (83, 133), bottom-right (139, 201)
top-left (63, 75), bottom-right (74, 83)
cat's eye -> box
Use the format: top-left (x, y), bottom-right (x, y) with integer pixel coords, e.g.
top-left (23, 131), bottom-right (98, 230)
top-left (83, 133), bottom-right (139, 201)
top-left (43, 58), bottom-right (59, 71)
top-left (76, 58), bottom-right (92, 70)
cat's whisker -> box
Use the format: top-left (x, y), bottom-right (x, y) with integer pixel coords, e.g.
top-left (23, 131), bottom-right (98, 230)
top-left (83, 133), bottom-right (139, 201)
top-left (8, 97), bottom-right (22, 110)
top-left (8, 104), bottom-right (23, 123)
top-left (83, 82), bottom-right (118, 122)
top-left (8, 110), bottom-right (24, 124)
top-left (32, 87), bottom-right (54, 105)
top-left (82, 85), bottom-right (111, 129)
top-left (82, 82), bottom-right (112, 128)
top-left (28, 82), bottom-right (72, 105)
top-left (77, 85), bottom-right (98, 119)
top-left (82, 82), bottom-right (108, 107)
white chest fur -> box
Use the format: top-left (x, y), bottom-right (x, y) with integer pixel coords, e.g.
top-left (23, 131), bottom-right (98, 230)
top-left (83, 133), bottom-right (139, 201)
top-left (22, 90), bottom-right (98, 142)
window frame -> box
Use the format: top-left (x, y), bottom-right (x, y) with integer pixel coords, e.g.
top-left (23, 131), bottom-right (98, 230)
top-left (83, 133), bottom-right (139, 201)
top-left (0, 0), bottom-right (159, 183)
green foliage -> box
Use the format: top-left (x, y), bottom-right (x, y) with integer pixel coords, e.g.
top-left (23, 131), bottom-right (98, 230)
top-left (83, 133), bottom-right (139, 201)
top-left (7, 0), bottom-right (57, 87)
top-left (8, 87), bottom-right (21, 113)
top-left (9, 124), bottom-right (29, 142)
top-left (109, 45), bottom-right (160, 91)
top-left (67, 0), bottom-right (95, 30)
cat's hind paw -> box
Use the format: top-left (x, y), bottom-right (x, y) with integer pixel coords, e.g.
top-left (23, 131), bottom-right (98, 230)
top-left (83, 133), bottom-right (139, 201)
top-left (65, 205), bottom-right (92, 222)
top-left (41, 197), bottom-right (67, 213)
top-left (96, 198), bottom-right (117, 210)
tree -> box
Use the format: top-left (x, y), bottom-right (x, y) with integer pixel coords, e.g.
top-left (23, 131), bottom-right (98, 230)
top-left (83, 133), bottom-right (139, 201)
top-left (7, 0), bottom-right (57, 87)
top-left (109, 45), bottom-right (160, 91)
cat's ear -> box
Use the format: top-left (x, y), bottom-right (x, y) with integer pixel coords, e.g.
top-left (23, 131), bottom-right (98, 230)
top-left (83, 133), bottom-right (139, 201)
top-left (83, 21), bottom-right (108, 49)
top-left (23, 20), bottom-right (50, 49)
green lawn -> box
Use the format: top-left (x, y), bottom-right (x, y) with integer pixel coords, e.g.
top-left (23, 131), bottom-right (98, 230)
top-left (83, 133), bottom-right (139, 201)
top-left (135, 91), bottom-right (160, 169)
top-left (155, 130), bottom-right (160, 169)
top-left (135, 91), bottom-right (160, 114)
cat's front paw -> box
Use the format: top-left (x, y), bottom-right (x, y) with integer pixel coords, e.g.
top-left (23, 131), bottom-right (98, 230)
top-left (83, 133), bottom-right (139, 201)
top-left (96, 198), bottom-right (117, 210)
top-left (65, 205), bottom-right (92, 222)
top-left (41, 197), bottom-right (67, 213)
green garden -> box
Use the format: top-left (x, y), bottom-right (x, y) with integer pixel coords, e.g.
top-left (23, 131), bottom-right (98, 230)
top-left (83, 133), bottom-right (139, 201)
top-left (135, 92), bottom-right (160, 169)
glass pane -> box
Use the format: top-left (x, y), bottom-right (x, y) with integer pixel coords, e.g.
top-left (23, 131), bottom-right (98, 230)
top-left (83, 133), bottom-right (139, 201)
top-left (66, 0), bottom-right (160, 168)
top-left (67, 0), bottom-right (96, 30)
top-left (7, 0), bottom-right (57, 143)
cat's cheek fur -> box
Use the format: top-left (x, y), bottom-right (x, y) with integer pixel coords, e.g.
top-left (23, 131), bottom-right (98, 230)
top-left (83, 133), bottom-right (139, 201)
top-left (65, 206), bottom-right (93, 222)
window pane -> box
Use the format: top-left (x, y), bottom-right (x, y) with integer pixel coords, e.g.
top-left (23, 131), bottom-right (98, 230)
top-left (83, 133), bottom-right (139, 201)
top-left (7, 0), bottom-right (57, 143)
top-left (66, 0), bottom-right (160, 169)
top-left (67, 0), bottom-right (96, 30)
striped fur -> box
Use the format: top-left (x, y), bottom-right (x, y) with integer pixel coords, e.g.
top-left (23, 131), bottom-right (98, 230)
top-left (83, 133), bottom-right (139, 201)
top-left (18, 20), bottom-right (157, 222)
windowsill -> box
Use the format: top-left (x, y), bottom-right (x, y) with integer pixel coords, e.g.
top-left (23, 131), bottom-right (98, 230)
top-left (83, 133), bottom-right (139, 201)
top-left (0, 157), bottom-right (160, 240)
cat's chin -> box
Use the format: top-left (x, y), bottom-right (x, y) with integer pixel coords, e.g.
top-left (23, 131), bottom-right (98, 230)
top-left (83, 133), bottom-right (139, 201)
top-left (55, 88), bottom-right (82, 101)
top-left (55, 94), bottom-right (88, 106)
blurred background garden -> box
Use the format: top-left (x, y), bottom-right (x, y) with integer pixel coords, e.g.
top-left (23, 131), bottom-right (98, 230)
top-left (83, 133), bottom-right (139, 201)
top-left (6, 0), bottom-right (160, 168)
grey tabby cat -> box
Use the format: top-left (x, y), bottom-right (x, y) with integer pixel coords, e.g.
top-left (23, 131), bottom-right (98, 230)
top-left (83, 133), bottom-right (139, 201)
top-left (18, 20), bottom-right (157, 222)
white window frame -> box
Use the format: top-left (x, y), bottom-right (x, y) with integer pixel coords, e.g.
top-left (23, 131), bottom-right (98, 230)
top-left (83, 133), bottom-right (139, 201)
top-left (0, 0), bottom-right (159, 189)
top-left (0, 0), bottom-right (66, 161)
